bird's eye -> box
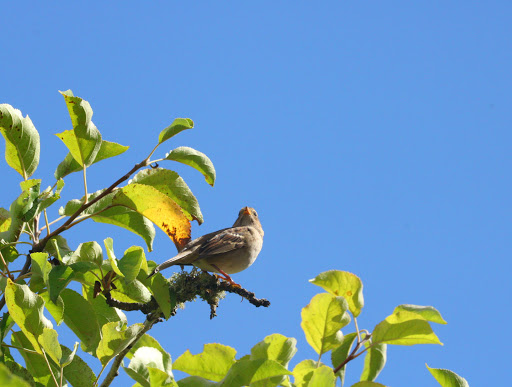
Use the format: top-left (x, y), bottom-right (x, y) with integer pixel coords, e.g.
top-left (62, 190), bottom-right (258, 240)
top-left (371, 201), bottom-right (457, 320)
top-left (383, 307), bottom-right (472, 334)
top-left (253, 211), bottom-right (258, 217)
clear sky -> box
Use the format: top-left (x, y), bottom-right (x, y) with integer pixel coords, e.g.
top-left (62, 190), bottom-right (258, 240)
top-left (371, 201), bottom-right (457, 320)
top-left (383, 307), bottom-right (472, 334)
top-left (1, 2), bottom-right (510, 386)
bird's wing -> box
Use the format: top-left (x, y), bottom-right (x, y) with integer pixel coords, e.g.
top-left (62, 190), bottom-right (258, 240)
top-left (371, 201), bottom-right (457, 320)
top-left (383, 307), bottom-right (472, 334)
top-left (197, 227), bottom-right (247, 257)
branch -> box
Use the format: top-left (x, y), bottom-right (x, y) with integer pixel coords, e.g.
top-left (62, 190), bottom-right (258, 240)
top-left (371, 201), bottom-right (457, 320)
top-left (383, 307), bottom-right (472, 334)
top-left (103, 270), bottom-right (270, 319)
top-left (98, 315), bottom-right (160, 387)
top-left (32, 157), bottom-right (151, 254)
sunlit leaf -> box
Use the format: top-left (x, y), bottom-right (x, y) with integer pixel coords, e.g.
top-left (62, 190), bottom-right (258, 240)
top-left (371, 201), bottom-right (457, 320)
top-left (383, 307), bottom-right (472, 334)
top-left (173, 343), bottom-right (236, 382)
top-left (5, 280), bottom-right (52, 353)
top-left (60, 289), bottom-right (101, 354)
top-left (0, 104), bottom-right (40, 178)
top-left (360, 341), bottom-right (386, 382)
top-left (394, 305), bottom-right (447, 325)
top-left (132, 168), bottom-right (203, 224)
top-left (11, 331), bottom-right (59, 387)
top-left (331, 332), bottom-right (357, 385)
top-left (373, 310), bottom-right (442, 346)
top-left (158, 118), bottom-right (194, 144)
top-left (0, 362), bottom-right (31, 387)
top-left (310, 270), bottom-right (364, 317)
top-left (426, 364), bottom-right (469, 387)
top-left (55, 140), bottom-right (129, 179)
top-left (165, 146), bottom-right (215, 186)
top-left (308, 365), bottom-right (336, 386)
top-left (61, 344), bottom-right (97, 387)
top-left (56, 90), bottom-right (102, 167)
top-left (149, 273), bottom-right (173, 319)
top-left (292, 359), bottom-right (319, 387)
top-left (96, 322), bottom-right (144, 366)
top-left (112, 183), bottom-right (191, 249)
top-left (220, 359), bottom-right (291, 387)
top-left (37, 328), bottom-right (62, 364)
top-left (301, 293), bottom-right (350, 355)
top-left (125, 347), bottom-right (174, 386)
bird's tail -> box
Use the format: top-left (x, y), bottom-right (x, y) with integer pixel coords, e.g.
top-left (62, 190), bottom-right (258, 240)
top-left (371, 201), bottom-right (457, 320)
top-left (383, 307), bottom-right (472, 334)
top-left (146, 250), bottom-right (193, 279)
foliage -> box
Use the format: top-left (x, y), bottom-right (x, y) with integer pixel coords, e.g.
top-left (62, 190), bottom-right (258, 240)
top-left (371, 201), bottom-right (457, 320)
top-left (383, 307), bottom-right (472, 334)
top-left (0, 92), bottom-right (469, 386)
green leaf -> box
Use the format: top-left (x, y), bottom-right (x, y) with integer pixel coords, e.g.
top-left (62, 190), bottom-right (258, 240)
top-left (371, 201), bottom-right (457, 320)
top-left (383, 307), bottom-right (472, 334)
top-left (250, 333), bottom-right (297, 367)
top-left (119, 246), bottom-right (146, 283)
top-left (5, 280), bottom-right (52, 353)
top-left (56, 90), bottom-right (102, 167)
top-left (65, 241), bottom-right (103, 266)
top-left (0, 180), bottom-right (39, 242)
top-left (0, 363), bottom-right (31, 387)
top-left (165, 146), bottom-right (216, 186)
top-left (40, 292), bottom-right (65, 326)
top-left (11, 330), bottom-right (60, 387)
top-left (291, 360), bottom-right (319, 387)
top-left (104, 237), bottom-right (124, 277)
top-left (331, 332), bottom-right (357, 385)
top-left (96, 322), bottom-right (144, 365)
top-left (174, 343), bottom-right (236, 382)
top-left (30, 252), bottom-right (51, 284)
top-left (112, 183), bottom-right (191, 248)
top-left (48, 265), bottom-right (75, 303)
top-left (219, 359), bottom-right (291, 387)
top-left (426, 364), bottom-right (469, 387)
top-left (125, 347), bottom-right (174, 386)
top-left (18, 179), bottom-right (42, 222)
top-left (112, 278), bottom-right (152, 303)
top-left (394, 305), bottom-right (447, 325)
top-left (177, 376), bottom-right (217, 387)
top-left (87, 293), bottom-right (127, 328)
top-left (309, 270), bottom-right (364, 317)
top-left (60, 289), bottom-right (101, 354)
top-left (350, 382), bottom-right (387, 387)
top-left (158, 118), bottom-right (194, 144)
top-left (44, 235), bottom-right (73, 262)
top-left (55, 140), bottom-right (129, 179)
top-left (61, 344), bottom-right (96, 387)
top-left (372, 310), bottom-right (442, 346)
top-left (60, 342), bottom-right (78, 367)
top-left (0, 312), bottom-right (15, 342)
top-left (249, 333), bottom-right (297, 386)
top-left (61, 190), bottom-right (156, 251)
top-left (301, 293), bottom-right (350, 356)
top-left (37, 180), bottom-right (65, 214)
top-left (0, 104), bottom-right (40, 178)
top-left (149, 273), bottom-right (173, 319)
top-left (127, 334), bottom-right (170, 361)
top-left (37, 328), bottom-right (62, 364)
top-left (0, 352), bottom-right (32, 387)
top-left (132, 168), bottom-right (203, 224)
top-left (308, 365), bottom-right (336, 387)
top-left (360, 342), bottom-right (386, 382)
top-left (0, 208), bottom-right (11, 232)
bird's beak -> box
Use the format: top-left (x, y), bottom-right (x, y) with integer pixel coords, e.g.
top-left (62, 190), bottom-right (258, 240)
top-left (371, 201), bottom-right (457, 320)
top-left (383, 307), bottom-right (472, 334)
top-left (243, 207), bottom-right (251, 215)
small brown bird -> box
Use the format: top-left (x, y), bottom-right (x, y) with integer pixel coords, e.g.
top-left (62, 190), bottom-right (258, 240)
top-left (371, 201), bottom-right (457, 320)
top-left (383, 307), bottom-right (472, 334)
top-left (148, 207), bottom-right (264, 285)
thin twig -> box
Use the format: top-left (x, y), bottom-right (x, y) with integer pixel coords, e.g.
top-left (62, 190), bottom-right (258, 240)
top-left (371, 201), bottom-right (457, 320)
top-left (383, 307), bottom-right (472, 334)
top-left (32, 157), bottom-right (151, 254)
top-left (43, 209), bottom-right (51, 236)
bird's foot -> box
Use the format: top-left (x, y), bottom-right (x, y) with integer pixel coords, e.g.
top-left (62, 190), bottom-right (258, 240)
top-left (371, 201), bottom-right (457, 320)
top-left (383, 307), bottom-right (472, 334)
top-left (211, 265), bottom-right (242, 288)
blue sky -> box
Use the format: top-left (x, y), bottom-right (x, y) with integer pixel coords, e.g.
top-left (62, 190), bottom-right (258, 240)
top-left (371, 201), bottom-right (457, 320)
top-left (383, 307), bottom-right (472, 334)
top-left (2, 2), bottom-right (510, 386)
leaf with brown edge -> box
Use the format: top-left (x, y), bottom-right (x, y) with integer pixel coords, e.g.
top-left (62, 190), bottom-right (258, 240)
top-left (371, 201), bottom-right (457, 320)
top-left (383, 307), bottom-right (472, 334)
top-left (112, 183), bottom-right (191, 249)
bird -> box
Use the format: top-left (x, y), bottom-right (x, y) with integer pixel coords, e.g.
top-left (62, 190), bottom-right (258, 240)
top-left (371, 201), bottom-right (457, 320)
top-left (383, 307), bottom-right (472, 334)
top-left (148, 207), bottom-right (264, 285)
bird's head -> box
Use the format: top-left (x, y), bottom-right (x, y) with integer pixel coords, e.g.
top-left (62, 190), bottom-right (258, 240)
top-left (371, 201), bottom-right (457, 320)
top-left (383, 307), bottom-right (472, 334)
top-left (233, 206), bottom-right (263, 236)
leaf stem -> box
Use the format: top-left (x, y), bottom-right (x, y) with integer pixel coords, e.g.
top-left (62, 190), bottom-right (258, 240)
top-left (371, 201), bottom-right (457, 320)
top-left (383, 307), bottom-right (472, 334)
top-left (44, 209), bottom-right (51, 236)
top-left (1, 343), bottom-right (39, 354)
top-left (83, 165), bottom-right (88, 203)
top-left (42, 349), bottom-right (59, 387)
top-left (0, 251), bottom-right (12, 279)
